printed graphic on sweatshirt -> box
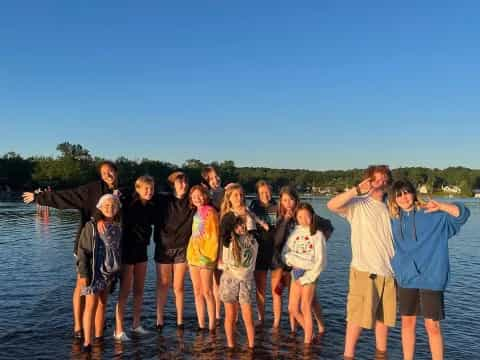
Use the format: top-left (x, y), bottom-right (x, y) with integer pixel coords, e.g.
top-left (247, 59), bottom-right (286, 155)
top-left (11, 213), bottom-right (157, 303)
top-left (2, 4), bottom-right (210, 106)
top-left (293, 234), bottom-right (315, 259)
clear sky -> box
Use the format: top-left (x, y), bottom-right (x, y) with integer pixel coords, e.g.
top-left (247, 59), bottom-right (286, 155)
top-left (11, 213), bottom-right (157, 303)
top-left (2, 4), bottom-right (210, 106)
top-left (1, 1), bottom-right (478, 170)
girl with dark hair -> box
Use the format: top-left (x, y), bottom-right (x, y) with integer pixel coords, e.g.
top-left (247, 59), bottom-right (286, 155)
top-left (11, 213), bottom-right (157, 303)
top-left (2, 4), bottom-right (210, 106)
top-left (388, 179), bottom-right (470, 360)
top-left (273, 186), bottom-right (333, 333)
top-left (248, 180), bottom-right (277, 326)
top-left (271, 186), bottom-right (300, 330)
top-left (22, 160), bottom-right (122, 339)
top-left (201, 165), bottom-right (225, 323)
top-left (282, 202), bottom-right (327, 344)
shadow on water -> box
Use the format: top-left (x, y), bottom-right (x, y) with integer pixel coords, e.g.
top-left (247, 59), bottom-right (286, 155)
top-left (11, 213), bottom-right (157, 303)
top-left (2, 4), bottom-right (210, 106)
top-left (1, 200), bottom-right (480, 359)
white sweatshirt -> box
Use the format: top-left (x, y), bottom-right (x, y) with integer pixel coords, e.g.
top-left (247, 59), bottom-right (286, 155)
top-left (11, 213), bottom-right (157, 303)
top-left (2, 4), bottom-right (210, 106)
top-left (282, 225), bottom-right (327, 285)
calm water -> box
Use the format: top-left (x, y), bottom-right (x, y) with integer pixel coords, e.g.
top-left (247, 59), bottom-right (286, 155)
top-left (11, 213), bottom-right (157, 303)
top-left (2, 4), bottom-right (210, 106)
top-left (0, 199), bottom-right (479, 359)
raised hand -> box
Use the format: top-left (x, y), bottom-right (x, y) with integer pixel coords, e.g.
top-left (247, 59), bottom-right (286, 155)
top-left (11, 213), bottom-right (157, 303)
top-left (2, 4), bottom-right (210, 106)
top-left (284, 208), bottom-right (295, 219)
top-left (22, 192), bottom-right (35, 204)
top-left (357, 178), bottom-right (373, 195)
top-left (422, 199), bottom-right (442, 213)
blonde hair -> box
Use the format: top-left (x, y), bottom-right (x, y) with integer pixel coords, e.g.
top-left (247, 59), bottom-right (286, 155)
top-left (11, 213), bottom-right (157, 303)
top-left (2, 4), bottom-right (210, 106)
top-left (135, 175), bottom-right (155, 190)
top-left (220, 183), bottom-right (245, 219)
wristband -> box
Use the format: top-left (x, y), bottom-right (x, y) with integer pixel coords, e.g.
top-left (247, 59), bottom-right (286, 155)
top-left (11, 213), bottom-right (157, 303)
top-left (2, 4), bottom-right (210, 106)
top-left (355, 184), bottom-right (362, 196)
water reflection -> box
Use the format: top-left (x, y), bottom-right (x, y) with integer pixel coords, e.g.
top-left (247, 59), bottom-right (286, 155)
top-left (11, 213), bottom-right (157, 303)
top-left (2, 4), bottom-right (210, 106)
top-left (1, 200), bottom-right (480, 359)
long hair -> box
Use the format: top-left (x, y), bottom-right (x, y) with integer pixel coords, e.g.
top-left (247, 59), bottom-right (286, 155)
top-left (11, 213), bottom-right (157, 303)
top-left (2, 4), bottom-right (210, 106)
top-left (296, 202), bottom-right (318, 236)
top-left (220, 183), bottom-right (245, 219)
top-left (231, 216), bottom-right (246, 265)
top-left (387, 179), bottom-right (420, 219)
top-left (278, 185), bottom-right (299, 218)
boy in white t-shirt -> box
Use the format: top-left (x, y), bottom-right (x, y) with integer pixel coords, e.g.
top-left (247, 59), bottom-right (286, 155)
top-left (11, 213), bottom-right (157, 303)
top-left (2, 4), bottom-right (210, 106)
top-left (327, 165), bottom-right (396, 360)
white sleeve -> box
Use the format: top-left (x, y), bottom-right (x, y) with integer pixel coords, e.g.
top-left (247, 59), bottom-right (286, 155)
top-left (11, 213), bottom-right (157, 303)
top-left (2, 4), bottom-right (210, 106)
top-left (342, 197), bottom-right (365, 222)
top-left (299, 232), bottom-right (327, 285)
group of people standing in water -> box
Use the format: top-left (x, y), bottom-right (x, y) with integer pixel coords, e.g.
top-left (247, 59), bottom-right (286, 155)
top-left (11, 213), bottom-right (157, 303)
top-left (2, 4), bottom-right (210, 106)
top-left (22, 162), bottom-right (470, 359)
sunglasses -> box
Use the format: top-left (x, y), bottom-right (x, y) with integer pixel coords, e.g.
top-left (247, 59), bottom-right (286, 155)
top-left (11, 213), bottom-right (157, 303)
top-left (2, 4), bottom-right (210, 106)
top-left (395, 190), bottom-right (411, 198)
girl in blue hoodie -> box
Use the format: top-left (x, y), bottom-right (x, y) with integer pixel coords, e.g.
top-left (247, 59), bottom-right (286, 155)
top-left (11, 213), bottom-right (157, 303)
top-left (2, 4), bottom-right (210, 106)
top-left (388, 180), bottom-right (470, 360)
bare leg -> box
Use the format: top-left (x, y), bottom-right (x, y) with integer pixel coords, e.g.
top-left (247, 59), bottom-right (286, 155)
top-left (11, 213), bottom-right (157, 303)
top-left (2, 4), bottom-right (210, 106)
top-left (189, 266), bottom-right (206, 328)
top-left (213, 270), bottom-right (222, 322)
top-left (83, 294), bottom-right (98, 346)
top-left (271, 268), bottom-right (284, 328)
top-left (312, 295), bottom-right (325, 334)
top-left (424, 319), bottom-right (443, 360)
top-left (200, 268), bottom-right (215, 330)
top-left (132, 262), bottom-right (147, 329)
top-left (375, 320), bottom-right (389, 354)
top-left (73, 275), bottom-right (85, 333)
top-left (288, 278), bottom-right (303, 329)
top-left (401, 316), bottom-right (417, 360)
top-left (240, 302), bottom-right (255, 348)
top-left (156, 263), bottom-right (172, 326)
top-left (282, 273), bottom-right (296, 332)
top-left (94, 289), bottom-right (109, 338)
top-left (224, 303), bottom-right (238, 348)
top-left (115, 265), bottom-right (133, 335)
top-left (300, 284), bottom-right (315, 344)
top-left (173, 262), bottom-right (187, 325)
top-left (344, 322), bottom-right (363, 358)
top-left (254, 270), bottom-right (267, 324)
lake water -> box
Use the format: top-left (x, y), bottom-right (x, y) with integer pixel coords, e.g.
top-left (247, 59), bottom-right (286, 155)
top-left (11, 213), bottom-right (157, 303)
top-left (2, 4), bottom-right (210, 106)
top-left (0, 198), bottom-right (478, 359)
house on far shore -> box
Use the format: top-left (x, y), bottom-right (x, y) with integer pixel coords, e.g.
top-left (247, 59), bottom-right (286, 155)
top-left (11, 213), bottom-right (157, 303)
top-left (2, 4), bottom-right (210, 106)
top-left (441, 185), bottom-right (462, 194)
top-left (473, 189), bottom-right (480, 198)
top-left (418, 184), bottom-right (429, 194)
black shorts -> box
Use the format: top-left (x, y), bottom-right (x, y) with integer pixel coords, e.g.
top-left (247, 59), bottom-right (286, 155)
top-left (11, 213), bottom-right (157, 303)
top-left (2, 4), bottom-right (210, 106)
top-left (398, 287), bottom-right (445, 321)
top-left (154, 246), bottom-right (186, 264)
top-left (122, 243), bottom-right (148, 265)
top-left (255, 245), bottom-right (273, 271)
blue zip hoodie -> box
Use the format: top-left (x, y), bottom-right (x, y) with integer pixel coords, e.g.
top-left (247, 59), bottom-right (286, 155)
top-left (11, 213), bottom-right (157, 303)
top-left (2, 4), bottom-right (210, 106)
top-left (390, 202), bottom-right (470, 291)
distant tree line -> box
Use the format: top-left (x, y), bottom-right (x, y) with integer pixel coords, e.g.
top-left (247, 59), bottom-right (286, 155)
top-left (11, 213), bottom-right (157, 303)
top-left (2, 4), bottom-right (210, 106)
top-left (1, 142), bottom-right (480, 196)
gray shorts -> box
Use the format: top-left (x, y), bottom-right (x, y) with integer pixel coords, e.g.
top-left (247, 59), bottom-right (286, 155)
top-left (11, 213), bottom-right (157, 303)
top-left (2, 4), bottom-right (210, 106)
top-left (219, 273), bottom-right (254, 304)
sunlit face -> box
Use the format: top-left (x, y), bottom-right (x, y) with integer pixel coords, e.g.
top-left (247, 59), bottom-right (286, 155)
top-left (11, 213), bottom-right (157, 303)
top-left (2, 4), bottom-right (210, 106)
top-left (99, 198), bottom-right (119, 219)
top-left (136, 183), bottom-right (154, 201)
top-left (208, 172), bottom-right (221, 190)
top-left (296, 208), bottom-right (312, 227)
top-left (370, 171), bottom-right (389, 191)
top-left (229, 189), bottom-right (243, 209)
top-left (100, 165), bottom-right (117, 188)
top-left (191, 189), bottom-right (206, 208)
top-left (174, 178), bottom-right (188, 197)
top-left (395, 190), bottom-right (415, 211)
top-left (280, 193), bottom-right (296, 212)
top-left (258, 185), bottom-right (272, 205)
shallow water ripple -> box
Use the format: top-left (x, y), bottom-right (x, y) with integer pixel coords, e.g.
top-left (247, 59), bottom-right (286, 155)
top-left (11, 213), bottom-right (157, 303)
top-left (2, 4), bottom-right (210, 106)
top-left (0, 200), bottom-right (479, 359)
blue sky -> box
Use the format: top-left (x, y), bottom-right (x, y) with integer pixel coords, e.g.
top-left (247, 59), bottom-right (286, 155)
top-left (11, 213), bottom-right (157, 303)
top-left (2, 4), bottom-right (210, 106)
top-left (1, 1), bottom-right (478, 170)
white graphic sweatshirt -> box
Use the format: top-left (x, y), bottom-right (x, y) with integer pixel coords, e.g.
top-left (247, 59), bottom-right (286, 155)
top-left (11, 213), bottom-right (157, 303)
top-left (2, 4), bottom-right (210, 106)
top-left (281, 225), bottom-right (327, 285)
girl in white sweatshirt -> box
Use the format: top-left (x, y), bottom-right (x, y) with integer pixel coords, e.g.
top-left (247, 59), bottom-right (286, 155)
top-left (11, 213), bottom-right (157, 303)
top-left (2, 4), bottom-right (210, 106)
top-left (282, 202), bottom-right (327, 344)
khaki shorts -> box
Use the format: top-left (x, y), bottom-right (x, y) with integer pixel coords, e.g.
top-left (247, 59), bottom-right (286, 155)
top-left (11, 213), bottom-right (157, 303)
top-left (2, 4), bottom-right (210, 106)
top-left (346, 267), bottom-right (397, 329)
